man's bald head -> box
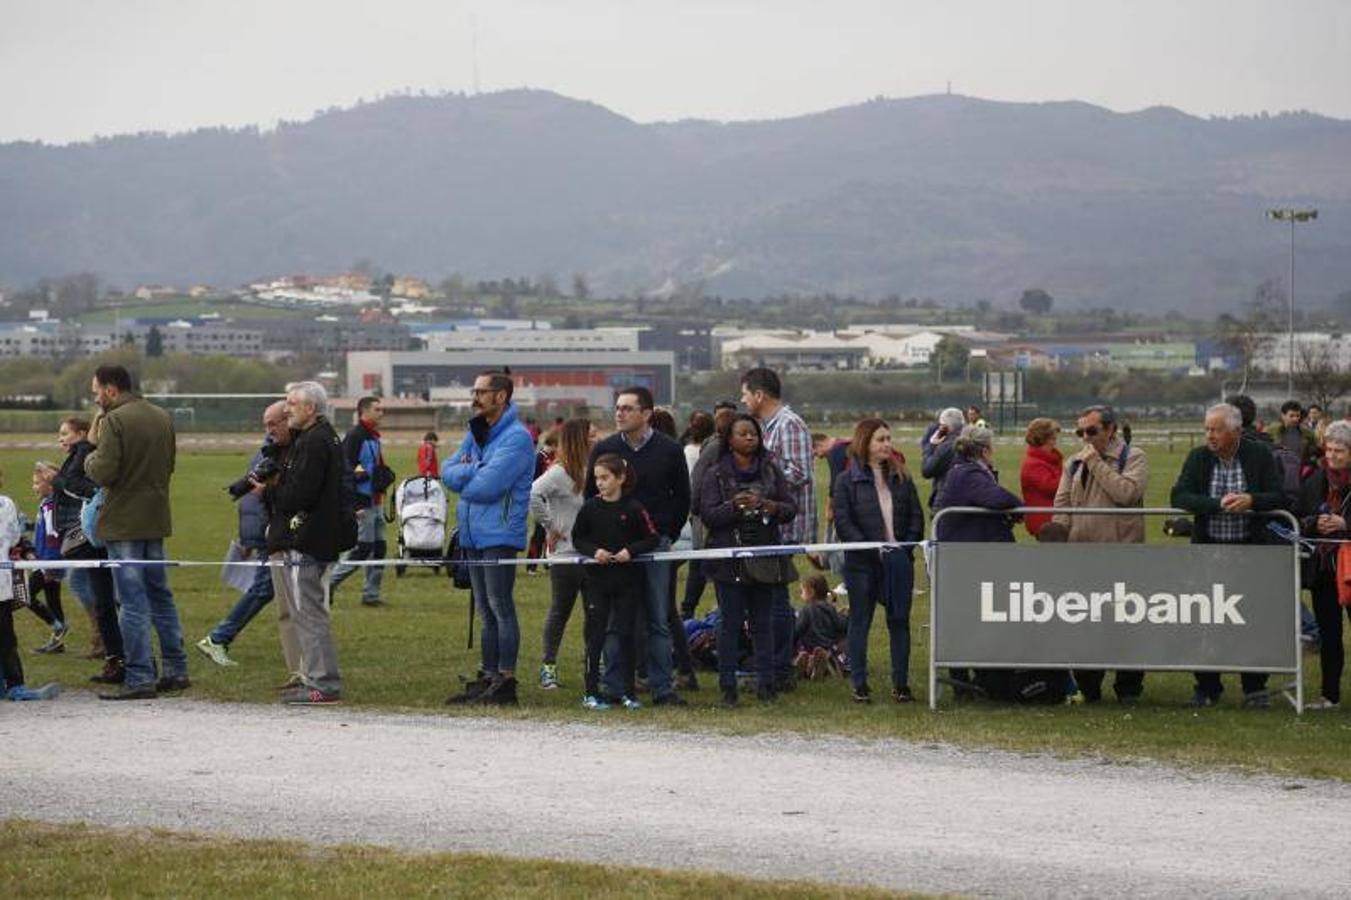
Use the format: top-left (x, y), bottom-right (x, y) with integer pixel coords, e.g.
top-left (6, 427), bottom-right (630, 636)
top-left (263, 400), bottom-right (291, 446)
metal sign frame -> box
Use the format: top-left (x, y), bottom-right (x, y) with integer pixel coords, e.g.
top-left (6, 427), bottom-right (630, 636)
top-left (926, 507), bottom-right (1304, 713)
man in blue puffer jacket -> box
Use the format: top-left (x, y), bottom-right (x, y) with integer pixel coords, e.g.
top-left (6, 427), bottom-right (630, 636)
top-left (442, 370), bottom-right (535, 706)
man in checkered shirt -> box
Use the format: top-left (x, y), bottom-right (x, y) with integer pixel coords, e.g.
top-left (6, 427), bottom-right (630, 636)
top-left (741, 367), bottom-right (816, 690)
top-left (1170, 402), bottom-right (1288, 708)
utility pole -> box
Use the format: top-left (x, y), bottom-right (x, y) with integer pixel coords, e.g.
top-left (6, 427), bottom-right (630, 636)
top-left (1266, 208), bottom-right (1318, 396)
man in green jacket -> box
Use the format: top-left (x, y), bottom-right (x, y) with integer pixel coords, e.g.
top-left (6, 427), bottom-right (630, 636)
top-left (84, 364), bottom-right (185, 701)
top-left (1170, 402), bottom-right (1287, 709)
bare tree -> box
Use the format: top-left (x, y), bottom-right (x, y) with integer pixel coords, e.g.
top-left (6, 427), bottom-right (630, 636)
top-left (1214, 280), bottom-right (1284, 392)
top-left (1293, 340), bottom-right (1351, 412)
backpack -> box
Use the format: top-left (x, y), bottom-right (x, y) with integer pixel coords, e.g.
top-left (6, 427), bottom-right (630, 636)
top-left (1271, 444), bottom-right (1302, 507)
top-left (445, 527), bottom-right (472, 589)
top-left (1068, 442), bottom-right (1130, 482)
top-left (335, 439), bottom-right (359, 554)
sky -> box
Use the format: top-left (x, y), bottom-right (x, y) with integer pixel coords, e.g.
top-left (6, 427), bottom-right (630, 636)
top-left (2, 0), bottom-right (1349, 144)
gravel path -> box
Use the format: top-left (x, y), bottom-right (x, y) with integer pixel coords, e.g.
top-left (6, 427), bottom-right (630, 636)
top-left (4, 693), bottom-right (1348, 897)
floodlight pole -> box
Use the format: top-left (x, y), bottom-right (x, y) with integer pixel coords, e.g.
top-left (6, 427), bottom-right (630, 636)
top-left (1267, 208), bottom-right (1318, 397)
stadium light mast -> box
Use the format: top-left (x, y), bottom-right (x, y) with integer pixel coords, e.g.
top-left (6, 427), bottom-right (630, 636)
top-left (1266, 207), bottom-right (1318, 396)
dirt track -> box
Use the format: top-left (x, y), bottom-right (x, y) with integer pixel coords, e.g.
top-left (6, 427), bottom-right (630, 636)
top-left (4, 693), bottom-right (1348, 898)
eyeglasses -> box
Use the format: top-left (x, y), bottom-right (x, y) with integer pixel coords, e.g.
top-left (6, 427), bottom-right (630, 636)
top-left (1074, 425), bottom-right (1101, 438)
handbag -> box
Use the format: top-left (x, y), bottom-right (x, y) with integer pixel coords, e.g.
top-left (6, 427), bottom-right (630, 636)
top-left (733, 515), bottom-right (797, 586)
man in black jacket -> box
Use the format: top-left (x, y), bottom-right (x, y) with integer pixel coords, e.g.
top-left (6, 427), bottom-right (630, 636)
top-left (1170, 402), bottom-right (1288, 708)
top-left (586, 386), bottom-right (691, 705)
top-left (259, 381), bottom-right (352, 704)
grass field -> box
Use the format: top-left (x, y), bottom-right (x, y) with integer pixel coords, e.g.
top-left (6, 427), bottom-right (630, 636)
top-left (0, 820), bottom-right (904, 899)
top-left (4, 433), bottom-right (1350, 782)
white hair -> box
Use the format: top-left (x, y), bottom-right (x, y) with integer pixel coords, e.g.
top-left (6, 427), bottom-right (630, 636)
top-left (1205, 403), bottom-right (1242, 432)
top-left (1324, 421), bottom-right (1351, 450)
top-left (955, 424), bottom-right (995, 459)
top-left (938, 407), bottom-right (965, 429)
top-left (286, 381), bottom-right (328, 417)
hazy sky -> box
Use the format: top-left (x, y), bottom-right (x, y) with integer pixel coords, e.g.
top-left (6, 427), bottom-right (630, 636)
top-left (3, 0), bottom-right (1348, 144)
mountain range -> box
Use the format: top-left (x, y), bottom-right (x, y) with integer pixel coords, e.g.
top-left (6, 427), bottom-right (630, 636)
top-left (2, 89), bottom-right (1348, 313)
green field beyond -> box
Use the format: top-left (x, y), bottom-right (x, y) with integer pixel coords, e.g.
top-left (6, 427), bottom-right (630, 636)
top-left (3, 437), bottom-right (1348, 781)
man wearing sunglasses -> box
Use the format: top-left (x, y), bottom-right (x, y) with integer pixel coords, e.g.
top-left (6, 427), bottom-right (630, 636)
top-left (1051, 404), bottom-right (1148, 704)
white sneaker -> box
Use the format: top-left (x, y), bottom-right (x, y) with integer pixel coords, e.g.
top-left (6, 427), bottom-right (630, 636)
top-left (1306, 696), bottom-right (1340, 710)
top-left (195, 636), bottom-right (237, 667)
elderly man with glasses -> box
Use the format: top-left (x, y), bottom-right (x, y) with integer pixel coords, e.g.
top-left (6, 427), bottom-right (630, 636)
top-left (1051, 404), bottom-right (1149, 704)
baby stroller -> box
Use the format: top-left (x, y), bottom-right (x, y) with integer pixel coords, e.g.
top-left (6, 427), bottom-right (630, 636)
top-left (392, 476), bottom-right (449, 576)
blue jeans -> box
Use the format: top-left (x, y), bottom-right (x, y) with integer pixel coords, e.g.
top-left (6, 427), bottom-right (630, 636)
top-left (209, 560), bottom-right (275, 646)
top-left (467, 546), bottom-right (520, 674)
top-left (714, 580), bottom-right (774, 692)
top-left (68, 567), bottom-right (96, 614)
top-left (844, 550), bottom-right (915, 691)
top-left (329, 506), bottom-right (387, 603)
top-left (105, 539), bottom-right (187, 689)
top-left (607, 537), bottom-right (674, 699)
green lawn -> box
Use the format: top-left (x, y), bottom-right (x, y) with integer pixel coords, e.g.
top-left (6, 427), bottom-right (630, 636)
top-left (5, 436), bottom-right (1349, 781)
top-left (0, 820), bottom-right (905, 899)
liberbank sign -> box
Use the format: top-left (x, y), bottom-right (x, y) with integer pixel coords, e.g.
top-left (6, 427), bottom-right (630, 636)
top-left (931, 544), bottom-right (1298, 672)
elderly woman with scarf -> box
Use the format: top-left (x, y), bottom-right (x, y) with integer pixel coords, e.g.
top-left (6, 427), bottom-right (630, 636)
top-left (1298, 419), bottom-right (1351, 710)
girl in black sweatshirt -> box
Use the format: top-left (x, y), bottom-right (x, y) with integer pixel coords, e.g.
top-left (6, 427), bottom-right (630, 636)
top-left (571, 454), bottom-right (659, 710)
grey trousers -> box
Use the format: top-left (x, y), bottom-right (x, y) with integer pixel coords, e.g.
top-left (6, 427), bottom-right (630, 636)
top-left (271, 550), bottom-right (341, 696)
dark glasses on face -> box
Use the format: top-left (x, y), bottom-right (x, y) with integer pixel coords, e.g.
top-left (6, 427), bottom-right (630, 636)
top-left (1075, 425), bottom-right (1101, 438)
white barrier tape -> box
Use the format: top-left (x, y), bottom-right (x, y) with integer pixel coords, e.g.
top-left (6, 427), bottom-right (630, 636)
top-left (2, 540), bottom-right (927, 572)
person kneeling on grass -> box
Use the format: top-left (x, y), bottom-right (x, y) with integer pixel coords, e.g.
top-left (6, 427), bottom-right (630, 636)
top-left (571, 454), bottom-right (660, 711)
top-left (0, 480), bottom-right (60, 702)
top-left (793, 574), bottom-right (848, 680)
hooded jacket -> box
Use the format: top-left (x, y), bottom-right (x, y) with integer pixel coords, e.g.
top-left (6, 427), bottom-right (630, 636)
top-left (442, 402), bottom-right (535, 550)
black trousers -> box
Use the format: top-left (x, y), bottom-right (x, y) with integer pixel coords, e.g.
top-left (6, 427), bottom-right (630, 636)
top-left (541, 563), bottom-right (586, 665)
top-left (583, 580), bottom-right (638, 698)
top-left (25, 570), bottom-right (65, 629)
top-left (1074, 669), bottom-right (1145, 701)
top-left (1, 599), bottom-right (24, 689)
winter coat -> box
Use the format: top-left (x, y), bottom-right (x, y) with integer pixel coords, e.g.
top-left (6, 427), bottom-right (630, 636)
top-left (1297, 464), bottom-right (1351, 583)
top-left (528, 463), bottom-right (585, 557)
top-left (84, 393), bottom-right (176, 541)
top-left (920, 430), bottom-right (959, 509)
top-left (264, 416), bottom-right (349, 561)
top-left (698, 452), bottom-right (797, 583)
top-left (442, 402), bottom-right (536, 550)
top-left (342, 420), bottom-right (385, 506)
top-left (1169, 439), bottom-right (1286, 544)
top-left (1049, 437), bottom-right (1147, 544)
top-left (237, 441), bottom-right (284, 549)
top-left (830, 459), bottom-right (925, 568)
top-left (51, 439), bottom-right (99, 537)
top-left (1019, 444), bottom-right (1063, 537)
top-left (0, 495), bottom-right (20, 602)
top-left (933, 459), bottom-right (1021, 543)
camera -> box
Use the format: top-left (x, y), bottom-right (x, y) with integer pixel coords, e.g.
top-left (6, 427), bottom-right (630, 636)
top-left (227, 454), bottom-right (281, 500)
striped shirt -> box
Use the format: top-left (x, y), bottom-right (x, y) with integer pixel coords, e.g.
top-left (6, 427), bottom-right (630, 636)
top-left (1206, 453), bottom-right (1248, 543)
top-left (762, 403), bottom-right (816, 545)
